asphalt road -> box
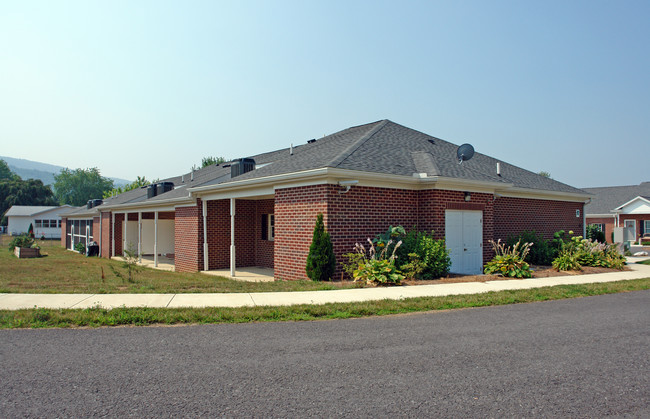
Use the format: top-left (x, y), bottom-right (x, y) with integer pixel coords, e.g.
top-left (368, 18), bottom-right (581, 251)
top-left (1, 291), bottom-right (649, 418)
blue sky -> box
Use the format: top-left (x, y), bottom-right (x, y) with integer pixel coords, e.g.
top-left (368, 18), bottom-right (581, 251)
top-left (1, 0), bottom-right (648, 188)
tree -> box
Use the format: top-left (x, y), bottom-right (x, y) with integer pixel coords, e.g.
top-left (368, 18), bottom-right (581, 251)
top-left (103, 176), bottom-right (152, 199)
top-left (305, 213), bottom-right (336, 281)
top-left (0, 159), bottom-right (20, 181)
top-left (201, 156), bottom-right (227, 167)
top-left (538, 171), bottom-right (552, 178)
top-left (53, 168), bottom-right (114, 206)
top-left (0, 178), bottom-right (58, 226)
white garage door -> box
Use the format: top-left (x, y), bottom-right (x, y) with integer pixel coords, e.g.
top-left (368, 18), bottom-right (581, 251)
top-left (445, 210), bottom-right (483, 275)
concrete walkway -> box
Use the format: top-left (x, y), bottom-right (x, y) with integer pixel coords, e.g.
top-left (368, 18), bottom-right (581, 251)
top-left (1, 262), bottom-right (649, 311)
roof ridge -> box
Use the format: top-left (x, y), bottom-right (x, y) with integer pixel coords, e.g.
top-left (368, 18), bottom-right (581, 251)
top-left (327, 120), bottom-right (389, 168)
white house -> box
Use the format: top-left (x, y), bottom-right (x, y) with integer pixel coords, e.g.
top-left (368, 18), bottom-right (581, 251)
top-left (4, 205), bottom-right (73, 239)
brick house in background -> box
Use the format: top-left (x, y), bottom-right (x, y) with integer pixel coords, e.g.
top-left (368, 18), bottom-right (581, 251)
top-left (60, 120), bottom-right (589, 278)
top-left (583, 182), bottom-right (650, 243)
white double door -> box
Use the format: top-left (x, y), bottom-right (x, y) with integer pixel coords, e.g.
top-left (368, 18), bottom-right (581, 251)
top-left (445, 210), bottom-right (483, 275)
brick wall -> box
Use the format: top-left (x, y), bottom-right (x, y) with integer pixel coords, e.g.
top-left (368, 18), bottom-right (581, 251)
top-left (175, 203), bottom-right (203, 273)
top-left (100, 212), bottom-right (112, 257)
top-left (60, 217), bottom-right (67, 247)
top-left (205, 199), bottom-right (275, 270)
top-left (114, 214), bottom-right (124, 255)
top-left (494, 197), bottom-right (584, 241)
top-left (274, 185), bottom-right (329, 281)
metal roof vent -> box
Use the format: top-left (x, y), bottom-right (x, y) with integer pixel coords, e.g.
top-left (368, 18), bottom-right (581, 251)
top-left (307, 139), bottom-right (316, 144)
top-left (231, 158), bottom-right (256, 177)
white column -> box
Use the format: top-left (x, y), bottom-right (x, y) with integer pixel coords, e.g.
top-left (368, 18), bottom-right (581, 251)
top-left (230, 198), bottom-right (236, 277)
top-left (71, 223), bottom-right (75, 250)
top-left (111, 212), bottom-right (115, 257)
top-left (154, 211), bottom-right (158, 267)
top-left (123, 213), bottom-right (127, 256)
top-left (138, 212), bottom-right (142, 262)
top-left (202, 199), bottom-right (209, 271)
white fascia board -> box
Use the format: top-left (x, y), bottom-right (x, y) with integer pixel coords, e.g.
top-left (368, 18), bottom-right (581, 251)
top-left (496, 187), bottom-right (591, 203)
top-left (585, 213), bottom-right (616, 218)
top-left (615, 196), bottom-right (650, 211)
top-left (106, 197), bottom-right (192, 213)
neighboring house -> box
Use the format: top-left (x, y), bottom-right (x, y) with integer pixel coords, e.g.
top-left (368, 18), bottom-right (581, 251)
top-left (4, 205), bottom-right (73, 239)
top-left (61, 120), bottom-right (589, 278)
top-left (583, 182), bottom-right (650, 243)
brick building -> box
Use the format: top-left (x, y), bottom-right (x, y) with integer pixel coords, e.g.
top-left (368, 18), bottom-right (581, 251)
top-left (61, 120), bottom-right (590, 279)
top-left (583, 182), bottom-right (650, 243)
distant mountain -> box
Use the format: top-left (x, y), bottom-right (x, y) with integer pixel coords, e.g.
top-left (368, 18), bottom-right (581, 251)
top-left (0, 156), bottom-right (130, 187)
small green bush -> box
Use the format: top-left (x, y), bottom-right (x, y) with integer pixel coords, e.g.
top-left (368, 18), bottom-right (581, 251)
top-left (340, 252), bottom-right (364, 279)
top-left (400, 253), bottom-right (425, 280)
top-left (484, 239), bottom-right (533, 278)
top-left (353, 258), bottom-right (404, 286)
top-left (552, 252), bottom-right (581, 271)
top-left (8, 234), bottom-right (36, 251)
top-left (74, 242), bottom-right (86, 254)
top-left (507, 230), bottom-right (554, 265)
top-left (393, 229), bottom-right (450, 279)
top-left (552, 235), bottom-right (625, 271)
top-left (586, 224), bottom-right (606, 243)
top-left (305, 213), bottom-right (336, 281)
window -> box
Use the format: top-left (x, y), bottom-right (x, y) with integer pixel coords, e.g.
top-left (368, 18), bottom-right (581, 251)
top-left (35, 220), bottom-right (42, 228)
top-left (43, 220), bottom-right (50, 228)
top-left (645, 220), bottom-right (650, 235)
top-left (50, 219), bottom-right (57, 228)
top-left (58, 220), bottom-right (62, 228)
top-left (590, 223), bottom-right (605, 232)
top-left (261, 214), bottom-right (275, 241)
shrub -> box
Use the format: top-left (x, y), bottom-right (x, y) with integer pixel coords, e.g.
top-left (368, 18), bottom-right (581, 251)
top-left (400, 253), bottom-right (425, 280)
top-left (75, 242), bottom-right (86, 254)
top-left (414, 233), bottom-right (451, 279)
top-left (352, 239), bottom-right (404, 286)
top-left (110, 244), bottom-right (143, 283)
top-left (305, 213), bottom-right (336, 281)
top-left (340, 252), bottom-right (364, 279)
top-left (484, 239), bottom-right (533, 278)
top-left (552, 251), bottom-right (582, 271)
top-left (586, 224), bottom-right (606, 243)
top-left (506, 230), bottom-right (554, 265)
top-left (8, 234), bottom-right (36, 251)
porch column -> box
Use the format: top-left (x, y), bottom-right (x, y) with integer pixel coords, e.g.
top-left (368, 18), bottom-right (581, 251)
top-left (111, 212), bottom-right (115, 257)
top-left (202, 199), bottom-right (208, 271)
top-left (71, 223), bottom-right (75, 250)
top-left (138, 212), bottom-right (142, 263)
top-left (99, 212), bottom-right (102, 257)
top-left (230, 198), bottom-right (236, 277)
top-left (123, 213), bottom-right (127, 256)
top-left (154, 211), bottom-right (158, 267)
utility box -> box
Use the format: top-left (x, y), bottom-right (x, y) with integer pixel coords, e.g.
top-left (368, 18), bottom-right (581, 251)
top-left (613, 227), bottom-right (624, 243)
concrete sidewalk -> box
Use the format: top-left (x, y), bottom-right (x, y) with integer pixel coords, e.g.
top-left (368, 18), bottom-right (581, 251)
top-left (1, 263), bottom-right (649, 311)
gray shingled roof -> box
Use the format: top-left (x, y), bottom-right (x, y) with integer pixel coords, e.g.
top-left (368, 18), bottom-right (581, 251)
top-left (4, 205), bottom-right (65, 217)
top-left (224, 120), bottom-right (587, 195)
top-left (87, 120), bottom-right (588, 212)
top-left (583, 182), bottom-right (650, 214)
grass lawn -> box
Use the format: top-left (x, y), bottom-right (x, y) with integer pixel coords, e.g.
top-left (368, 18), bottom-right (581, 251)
top-left (0, 236), bottom-right (362, 294)
top-left (1, 278), bottom-right (648, 329)
top-left (638, 259), bottom-right (650, 265)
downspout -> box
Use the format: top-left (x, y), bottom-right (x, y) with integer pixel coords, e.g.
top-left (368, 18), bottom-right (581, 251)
top-left (99, 212), bottom-right (102, 257)
top-left (138, 212), bottom-right (142, 263)
top-left (154, 211), bottom-right (158, 267)
top-left (583, 198), bottom-right (591, 238)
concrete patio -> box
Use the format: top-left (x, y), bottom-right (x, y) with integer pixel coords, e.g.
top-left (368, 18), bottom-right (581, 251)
top-left (112, 255), bottom-right (175, 272)
top-left (203, 267), bottom-right (275, 282)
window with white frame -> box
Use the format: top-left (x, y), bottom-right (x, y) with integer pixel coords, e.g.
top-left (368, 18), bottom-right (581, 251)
top-left (645, 220), bottom-right (650, 235)
top-left (261, 213), bottom-right (275, 241)
top-left (590, 223), bottom-right (605, 232)
top-left (35, 220), bottom-right (42, 228)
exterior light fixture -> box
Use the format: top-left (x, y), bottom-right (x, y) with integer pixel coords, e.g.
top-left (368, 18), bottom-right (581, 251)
top-left (464, 192), bottom-right (471, 202)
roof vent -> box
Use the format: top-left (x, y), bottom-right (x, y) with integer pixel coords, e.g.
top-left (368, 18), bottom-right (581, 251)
top-left (147, 184), bottom-right (157, 199)
top-left (155, 182), bottom-right (174, 196)
top-left (496, 162), bottom-right (501, 176)
top-left (231, 158), bottom-right (256, 178)
top-left (307, 139), bottom-right (316, 144)
top-left (87, 200), bottom-right (93, 210)
top-left (86, 199), bottom-right (104, 209)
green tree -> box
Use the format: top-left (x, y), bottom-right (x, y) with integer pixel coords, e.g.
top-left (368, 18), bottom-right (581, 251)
top-left (201, 156), bottom-right (227, 167)
top-left (0, 159), bottom-right (20, 181)
top-left (54, 168), bottom-right (114, 206)
top-left (305, 213), bottom-right (336, 281)
top-left (103, 176), bottom-right (152, 199)
top-left (0, 178), bottom-right (58, 226)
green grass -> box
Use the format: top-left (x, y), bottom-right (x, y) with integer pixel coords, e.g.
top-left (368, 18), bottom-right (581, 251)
top-left (1, 278), bottom-right (648, 329)
top-left (0, 236), bottom-right (363, 294)
top-left (638, 259), bottom-right (650, 265)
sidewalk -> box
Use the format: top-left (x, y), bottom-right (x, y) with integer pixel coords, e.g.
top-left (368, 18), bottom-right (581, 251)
top-left (1, 263), bottom-right (649, 311)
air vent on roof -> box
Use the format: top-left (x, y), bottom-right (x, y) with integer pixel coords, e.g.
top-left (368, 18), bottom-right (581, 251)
top-left (87, 200), bottom-right (93, 210)
top-left (156, 182), bottom-right (174, 196)
top-left (307, 139), bottom-right (316, 144)
top-left (231, 158), bottom-right (255, 178)
top-left (86, 199), bottom-right (104, 209)
top-left (147, 184), bottom-right (157, 199)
